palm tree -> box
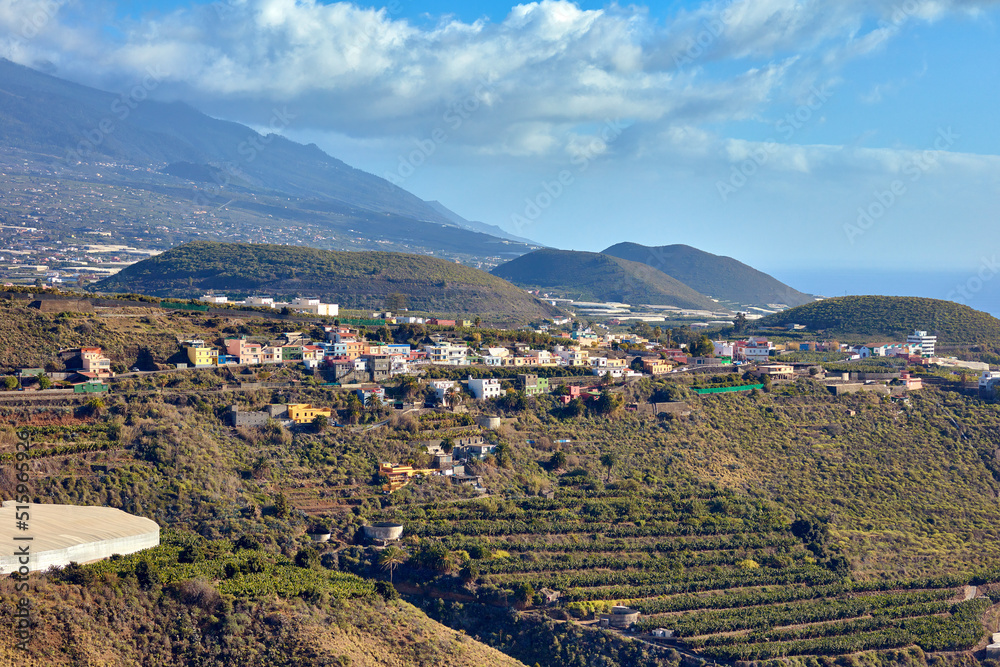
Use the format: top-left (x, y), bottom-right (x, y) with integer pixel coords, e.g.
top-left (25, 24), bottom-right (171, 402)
top-left (600, 452), bottom-right (617, 483)
top-left (474, 316), bottom-right (482, 328)
top-left (445, 386), bottom-right (461, 411)
top-left (379, 546), bottom-right (406, 584)
top-left (364, 392), bottom-right (383, 414)
top-left (399, 375), bottom-right (420, 401)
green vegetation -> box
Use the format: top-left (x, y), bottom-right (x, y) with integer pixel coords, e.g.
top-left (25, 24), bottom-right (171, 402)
top-left (491, 248), bottom-right (721, 310)
top-left (603, 242), bottom-right (813, 308)
top-left (757, 295), bottom-right (1000, 343)
top-left (94, 241), bottom-right (562, 323)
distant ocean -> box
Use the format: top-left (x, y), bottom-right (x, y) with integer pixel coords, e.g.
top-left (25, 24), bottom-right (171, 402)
top-left (771, 269), bottom-right (1000, 319)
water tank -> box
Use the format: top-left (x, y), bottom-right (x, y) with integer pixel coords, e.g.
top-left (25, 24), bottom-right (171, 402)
top-left (363, 522), bottom-right (403, 541)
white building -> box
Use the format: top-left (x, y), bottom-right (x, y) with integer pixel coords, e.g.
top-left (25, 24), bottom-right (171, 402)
top-left (291, 297), bottom-right (338, 317)
top-left (200, 294), bottom-right (229, 304)
top-left (467, 377), bottom-right (503, 400)
top-left (245, 296), bottom-right (275, 307)
top-left (979, 371), bottom-right (1000, 389)
top-left (907, 330), bottom-right (936, 357)
top-left (430, 380), bottom-right (458, 405)
top-left (554, 345), bottom-right (589, 367)
top-left (425, 343), bottom-right (470, 366)
top-left (713, 341), bottom-right (734, 357)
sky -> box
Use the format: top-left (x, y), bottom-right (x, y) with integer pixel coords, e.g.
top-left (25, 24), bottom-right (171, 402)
top-left (2, 0), bottom-right (1000, 307)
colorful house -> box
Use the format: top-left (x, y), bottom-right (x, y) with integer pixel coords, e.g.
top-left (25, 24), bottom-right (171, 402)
top-left (286, 404), bottom-right (333, 424)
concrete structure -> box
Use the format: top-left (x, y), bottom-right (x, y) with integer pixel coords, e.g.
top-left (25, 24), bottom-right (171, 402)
top-left (245, 296), bottom-right (275, 307)
top-left (476, 415), bottom-right (502, 429)
top-left (467, 376), bottom-right (503, 400)
top-left (826, 382), bottom-right (891, 396)
top-left (0, 502), bottom-right (159, 573)
top-left (228, 405), bottom-right (269, 427)
top-left (649, 628), bottom-right (675, 639)
top-left (362, 522), bottom-right (404, 543)
top-left (907, 330), bottom-right (936, 357)
top-left (599, 606), bottom-right (640, 629)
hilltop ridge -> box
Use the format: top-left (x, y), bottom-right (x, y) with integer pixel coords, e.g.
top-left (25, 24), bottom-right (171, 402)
top-left (93, 241), bottom-right (562, 323)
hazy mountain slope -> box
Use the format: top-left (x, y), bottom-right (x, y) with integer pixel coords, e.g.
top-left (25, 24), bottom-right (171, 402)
top-left (94, 241), bottom-right (563, 322)
top-left (602, 242), bottom-right (813, 308)
top-left (0, 59), bottom-right (449, 222)
top-left (423, 200), bottom-right (540, 245)
top-left (491, 248), bottom-right (723, 311)
top-left (0, 59), bottom-right (538, 262)
top-left (756, 295), bottom-right (1000, 343)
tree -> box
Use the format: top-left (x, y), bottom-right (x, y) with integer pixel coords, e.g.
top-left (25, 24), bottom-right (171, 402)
top-left (440, 437), bottom-right (454, 454)
top-left (565, 397), bottom-right (585, 418)
top-left (601, 371), bottom-right (613, 387)
top-left (294, 547), bottom-right (320, 569)
top-left (37, 374), bottom-right (52, 390)
top-left (398, 375), bottom-right (420, 400)
top-left (594, 389), bottom-right (621, 416)
top-left (364, 392), bottom-right (383, 413)
top-left (513, 582), bottom-right (535, 609)
top-left (313, 414), bottom-right (329, 433)
top-left (762, 374), bottom-right (773, 393)
top-left (3, 376), bottom-right (17, 391)
top-left (272, 493), bottom-right (290, 519)
top-left (600, 452), bottom-right (617, 483)
top-left (550, 451), bottom-right (567, 470)
top-left (379, 546), bottom-right (407, 584)
top-left (733, 312), bottom-right (748, 334)
top-left (688, 335), bottom-right (715, 358)
top-left (445, 386), bottom-right (462, 412)
top-left (474, 316), bottom-right (481, 328)
top-left (385, 292), bottom-right (408, 312)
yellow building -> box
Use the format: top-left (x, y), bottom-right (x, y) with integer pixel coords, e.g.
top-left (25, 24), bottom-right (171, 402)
top-left (379, 463), bottom-right (437, 492)
top-left (186, 345), bottom-right (218, 367)
top-left (286, 404), bottom-right (333, 424)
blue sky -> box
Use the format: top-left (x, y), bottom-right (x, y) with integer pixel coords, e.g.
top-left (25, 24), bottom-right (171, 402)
top-left (2, 0), bottom-right (1000, 308)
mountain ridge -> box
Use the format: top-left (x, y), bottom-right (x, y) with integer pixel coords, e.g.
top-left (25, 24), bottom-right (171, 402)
top-left (491, 248), bottom-right (724, 311)
top-left (602, 242), bottom-right (813, 309)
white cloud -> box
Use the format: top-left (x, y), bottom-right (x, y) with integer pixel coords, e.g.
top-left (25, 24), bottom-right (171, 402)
top-left (0, 0), bottom-right (998, 164)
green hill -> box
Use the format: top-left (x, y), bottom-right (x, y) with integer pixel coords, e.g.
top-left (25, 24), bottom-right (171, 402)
top-left (756, 295), bottom-right (1000, 343)
top-left (93, 241), bottom-right (562, 323)
top-left (602, 242), bottom-right (813, 308)
top-left (490, 249), bottom-right (723, 311)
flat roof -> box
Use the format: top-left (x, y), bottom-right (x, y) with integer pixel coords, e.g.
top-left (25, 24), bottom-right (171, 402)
top-left (0, 502), bottom-right (159, 554)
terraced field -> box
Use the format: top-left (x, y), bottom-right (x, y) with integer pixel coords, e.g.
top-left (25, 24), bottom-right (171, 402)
top-left (378, 485), bottom-right (998, 660)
